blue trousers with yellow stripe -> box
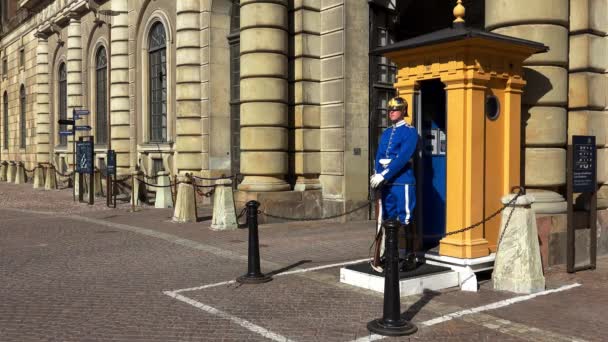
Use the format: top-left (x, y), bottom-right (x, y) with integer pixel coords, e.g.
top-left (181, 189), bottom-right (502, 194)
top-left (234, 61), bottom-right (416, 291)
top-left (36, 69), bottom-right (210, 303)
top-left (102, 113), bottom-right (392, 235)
top-left (380, 184), bottom-right (416, 225)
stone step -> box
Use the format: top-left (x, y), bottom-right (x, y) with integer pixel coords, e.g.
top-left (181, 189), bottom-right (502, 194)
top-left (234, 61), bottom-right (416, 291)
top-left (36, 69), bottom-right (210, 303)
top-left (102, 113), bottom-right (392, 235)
top-left (339, 262), bottom-right (460, 297)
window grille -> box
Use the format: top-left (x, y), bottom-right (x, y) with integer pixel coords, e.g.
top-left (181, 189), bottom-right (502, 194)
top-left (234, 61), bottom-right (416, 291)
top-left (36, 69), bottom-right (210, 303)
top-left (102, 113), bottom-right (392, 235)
top-left (19, 85), bottom-right (25, 148)
top-left (96, 47), bottom-right (108, 145)
top-left (3, 91), bottom-right (8, 149)
top-left (148, 22), bottom-right (167, 143)
top-left (58, 63), bottom-right (67, 146)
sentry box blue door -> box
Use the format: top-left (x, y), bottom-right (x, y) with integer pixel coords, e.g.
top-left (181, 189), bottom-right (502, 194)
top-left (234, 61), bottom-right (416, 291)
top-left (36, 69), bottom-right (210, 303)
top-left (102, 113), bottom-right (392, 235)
top-left (414, 79), bottom-right (447, 250)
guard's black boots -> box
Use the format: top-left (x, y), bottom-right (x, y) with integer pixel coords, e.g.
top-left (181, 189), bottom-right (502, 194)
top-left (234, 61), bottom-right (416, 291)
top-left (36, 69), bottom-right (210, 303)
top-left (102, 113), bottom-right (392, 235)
top-left (401, 223), bottom-right (418, 272)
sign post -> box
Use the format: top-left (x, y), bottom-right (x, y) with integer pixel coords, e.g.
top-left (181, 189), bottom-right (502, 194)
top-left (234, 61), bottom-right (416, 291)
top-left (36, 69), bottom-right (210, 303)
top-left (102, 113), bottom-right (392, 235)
top-left (58, 118), bottom-right (76, 201)
top-left (76, 136), bottom-right (95, 205)
top-left (567, 135), bottom-right (597, 273)
top-left (107, 150), bottom-right (116, 208)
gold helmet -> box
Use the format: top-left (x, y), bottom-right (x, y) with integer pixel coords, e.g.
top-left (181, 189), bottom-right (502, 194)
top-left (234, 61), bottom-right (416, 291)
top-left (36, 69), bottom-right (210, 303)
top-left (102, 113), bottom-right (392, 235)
top-left (387, 96), bottom-right (407, 112)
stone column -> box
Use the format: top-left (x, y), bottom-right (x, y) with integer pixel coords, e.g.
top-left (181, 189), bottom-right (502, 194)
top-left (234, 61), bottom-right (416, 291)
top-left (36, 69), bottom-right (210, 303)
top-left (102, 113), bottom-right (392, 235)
top-left (110, 1), bottom-right (130, 174)
top-left (238, 0), bottom-right (290, 191)
top-left (67, 14), bottom-right (83, 173)
top-left (35, 33), bottom-right (51, 164)
top-left (292, 1), bottom-right (321, 191)
top-left (175, 0), bottom-right (202, 174)
top-left (569, 0), bottom-right (608, 206)
top-left (319, 0), bottom-right (346, 202)
top-left (486, 0), bottom-right (569, 213)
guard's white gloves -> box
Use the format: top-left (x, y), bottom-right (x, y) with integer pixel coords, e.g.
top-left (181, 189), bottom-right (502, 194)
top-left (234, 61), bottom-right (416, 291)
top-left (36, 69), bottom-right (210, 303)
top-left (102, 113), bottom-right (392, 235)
top-left (370, 174), bottom-right (385, 189)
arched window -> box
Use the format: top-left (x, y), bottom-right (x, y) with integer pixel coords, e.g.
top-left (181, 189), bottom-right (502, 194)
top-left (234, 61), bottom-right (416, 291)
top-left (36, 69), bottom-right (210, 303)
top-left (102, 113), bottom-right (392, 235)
top-left (95, 47), bottom-right (108, 145)
top-left (58, 62), bottom-right (67, 146)
top-left (3, 91), bottom-right (7, 149)
top-left (19, 85), bottom-right (25, 148)
top-left (228, 0), bottom-right (240, 178)
top-left (148, 22), bottom-right (167, 142)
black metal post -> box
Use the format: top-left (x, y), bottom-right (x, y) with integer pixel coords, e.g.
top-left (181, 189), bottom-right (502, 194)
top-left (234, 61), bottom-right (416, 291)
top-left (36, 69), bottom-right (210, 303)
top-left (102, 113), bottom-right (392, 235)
top-left (113, 174), bottom-right (117, 208)
top-left (89, 140), bottom-right (95, 205)
top-left (89, 173), bottom-right (94, 205)
top-left (237, 200), bottom-right (272, 284)
top-left (368, 219), bottom-right (417, 336)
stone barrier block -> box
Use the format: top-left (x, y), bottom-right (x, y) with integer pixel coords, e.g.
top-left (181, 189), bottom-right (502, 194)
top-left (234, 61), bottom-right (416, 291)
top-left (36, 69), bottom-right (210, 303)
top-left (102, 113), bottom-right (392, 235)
top-left (131, 171), bottom-right (143, 206)
top-left (493, 194), bottom-right (546, 294)
top-left (14, 164), bottom-right (26, 184)
top-left (172, 182), bottom-right (197, 223)
top-left (6, 163), bottom-right (16, 183)
top-left (44, 167), bottom-right (57, 190)
top-left (0, 162), bottom-right (7, 181)
top-left (33, 166), bottom-right (45, 189)
top-left (155, 171), bottom-right (173, 209)
top-left (211, 179), bottom-right (238, 231)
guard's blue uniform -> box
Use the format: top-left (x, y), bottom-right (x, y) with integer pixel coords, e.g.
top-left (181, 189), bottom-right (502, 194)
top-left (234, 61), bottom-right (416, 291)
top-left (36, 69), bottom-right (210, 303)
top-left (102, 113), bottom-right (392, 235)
top-left (374, 120), bottom-right (418, 225)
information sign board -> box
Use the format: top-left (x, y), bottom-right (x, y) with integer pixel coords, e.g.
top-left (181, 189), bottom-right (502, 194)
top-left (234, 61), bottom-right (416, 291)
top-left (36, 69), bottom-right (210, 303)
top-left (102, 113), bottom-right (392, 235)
top-left (572, 135), bottom-right (596, 193)
top-left (76, 140), bottom-right (94, 174)
top-left (107, 150), bottom-right (116, 176)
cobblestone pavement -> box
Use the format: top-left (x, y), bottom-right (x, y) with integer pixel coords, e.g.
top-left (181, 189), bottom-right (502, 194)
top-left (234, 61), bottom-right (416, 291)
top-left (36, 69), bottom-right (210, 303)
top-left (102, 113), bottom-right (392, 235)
top-left (1, 182), bottom-right (607, 341)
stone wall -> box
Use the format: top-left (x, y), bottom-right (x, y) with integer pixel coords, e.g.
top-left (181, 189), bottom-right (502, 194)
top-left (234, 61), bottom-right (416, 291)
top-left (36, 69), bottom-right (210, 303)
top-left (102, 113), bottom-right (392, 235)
top-left (0, 22), bottom-right (38, 167)
top-left (537, 209), bottom-right (608, 268)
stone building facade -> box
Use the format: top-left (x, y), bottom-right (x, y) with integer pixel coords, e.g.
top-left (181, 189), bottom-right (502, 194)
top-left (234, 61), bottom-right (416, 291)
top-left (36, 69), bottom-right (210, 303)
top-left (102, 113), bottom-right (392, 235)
top-left (0, 1), bottom-right (606, 237)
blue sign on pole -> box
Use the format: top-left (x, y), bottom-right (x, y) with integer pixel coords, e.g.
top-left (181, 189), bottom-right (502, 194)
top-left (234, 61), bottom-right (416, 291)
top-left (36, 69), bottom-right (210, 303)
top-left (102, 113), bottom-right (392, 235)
top-left (107, 150), bottom-right (116, 176)
top-left (76, 141), bottom-right (94, 174)
top-left (75, 125), bottom-right (92, 131)
top-left (59, 131), bottom-right (74, 136)
top-left (73, 109), bottom-right (90, 116)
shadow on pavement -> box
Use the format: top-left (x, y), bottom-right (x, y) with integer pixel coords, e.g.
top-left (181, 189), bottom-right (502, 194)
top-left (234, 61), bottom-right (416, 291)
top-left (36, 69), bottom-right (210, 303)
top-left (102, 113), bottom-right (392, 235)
top-left (267, 260), bottom-right (313, 276)
top-left (402, 289), bottom-right (441, 321)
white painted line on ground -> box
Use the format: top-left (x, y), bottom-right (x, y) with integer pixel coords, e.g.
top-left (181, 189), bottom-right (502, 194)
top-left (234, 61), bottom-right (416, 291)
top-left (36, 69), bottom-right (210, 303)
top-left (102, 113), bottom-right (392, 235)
top-left (348, 283), bottom-right (582, 342)
top-left (278, 258), bottom-right (370, 276)
top-left (349, 334), bottom-right (385, 342)
top-left (170, 258), bottom-right (370, 294)
top-left (173, 279), bottom-right (237, 294)
top-left (164, 291), bottom-right (296, 342)
top-left (166, 258), bottom-right (371, 341)
top-left (421, 283), bottom-right (582, 326)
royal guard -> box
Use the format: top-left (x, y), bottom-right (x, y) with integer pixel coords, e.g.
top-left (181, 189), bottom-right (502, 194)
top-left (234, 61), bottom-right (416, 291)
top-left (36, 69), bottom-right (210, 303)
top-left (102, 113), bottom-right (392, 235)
top-left (371, 96), bottom-right (419, 272)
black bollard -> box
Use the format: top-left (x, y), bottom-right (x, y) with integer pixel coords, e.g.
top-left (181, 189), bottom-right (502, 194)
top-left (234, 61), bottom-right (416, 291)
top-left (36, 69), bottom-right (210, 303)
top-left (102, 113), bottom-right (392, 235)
top-left (367, 219), bottom-right (417, 336)
top-left (237, 200), bottom-right (272, 284)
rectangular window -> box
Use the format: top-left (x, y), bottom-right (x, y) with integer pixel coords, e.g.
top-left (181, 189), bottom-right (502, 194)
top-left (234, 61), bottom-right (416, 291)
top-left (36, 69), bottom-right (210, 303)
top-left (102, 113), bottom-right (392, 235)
top-left (96, 65), bottom-right (107, 144)
top-left (2, 58), bottom-right (7, 77)
top-left (20, 87), bottom-right (26, 148)
top-left (3, 93), bottom-right (8, 149)
top-left (19, 49), bottom-right (24, 69)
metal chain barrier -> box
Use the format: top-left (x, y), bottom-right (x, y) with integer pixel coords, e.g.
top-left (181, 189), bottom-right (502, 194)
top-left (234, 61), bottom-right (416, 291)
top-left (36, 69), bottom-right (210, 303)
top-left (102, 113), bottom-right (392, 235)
top-left (142, 173), bottom-right (161, 180)
top-left (20, 162), bottom-right (39, 174)
top-left (420, 186), bottom-right (525, 239)
top-left (496, 198), bottom-right (519, 249)
top-left (134, 176), bottom-right (182, 188)
top-left (52, 164), bottom-right (74, 179)
top-left (246, 186), bottom-right (525, 235)
top-left (195, 186), bottom-right (215, 198)
top-left (192, 174), bottom-right (234, 181)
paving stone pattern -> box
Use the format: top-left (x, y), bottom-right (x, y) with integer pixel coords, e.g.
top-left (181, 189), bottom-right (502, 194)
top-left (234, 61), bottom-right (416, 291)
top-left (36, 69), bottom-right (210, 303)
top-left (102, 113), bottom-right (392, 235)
top-left (1, 182), bottom-right (607, 341)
